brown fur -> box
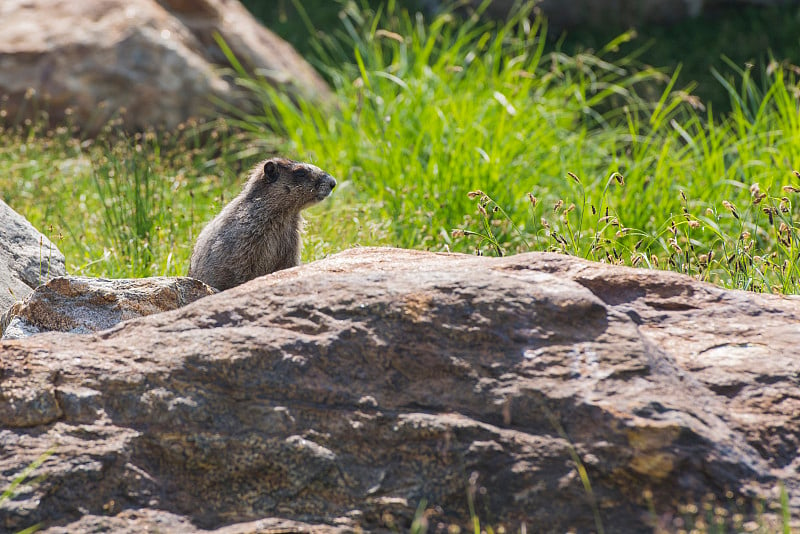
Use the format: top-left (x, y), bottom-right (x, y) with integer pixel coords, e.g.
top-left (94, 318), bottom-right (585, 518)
top-left (188, 158), bottom-right (336, 290)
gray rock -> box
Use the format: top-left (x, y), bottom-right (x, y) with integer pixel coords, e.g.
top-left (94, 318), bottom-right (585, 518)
top-left (0, 199), bottom-right (65, 316)
top-left (36, 509), bottom-right (346, 534)
top-left (0, 248), bottom-right (797, 532)
top-left (1, 275), bottom-right (216, 339)
top-left (0, 0), bottom-right (330, 133)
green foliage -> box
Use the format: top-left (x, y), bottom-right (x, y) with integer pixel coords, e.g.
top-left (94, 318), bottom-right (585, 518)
top-left (225, 2), bottom-right (800, 293)
top-left (560, 4), bottom-right (800, 112)
top-left (224, 2), bottom-right (661, 249)
top-left (240, 0), bottom-right (396, 60)
top-left (2, 2), bottom-right (800, 294)
top-left (461, 57), bottom-right (800, 292)
top-left (0, 120), bottom-right (251, 277)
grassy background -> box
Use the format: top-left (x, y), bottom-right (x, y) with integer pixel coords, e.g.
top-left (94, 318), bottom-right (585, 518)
top-left (556, 4), bottom-right (800, 112)
top-left (0, 120), bottom-right (250, 277)
top-left (261, 0), bottom-right (800, 113)
top-left (229, 1), bottom-right (800, 292)
top-left (1, 0), bottom-right (800, 295)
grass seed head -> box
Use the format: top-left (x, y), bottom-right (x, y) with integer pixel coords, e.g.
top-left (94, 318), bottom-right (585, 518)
top-left (722, 200), bottom-right (739, 218)
top-left (375, 29), bottom-right (405, 43)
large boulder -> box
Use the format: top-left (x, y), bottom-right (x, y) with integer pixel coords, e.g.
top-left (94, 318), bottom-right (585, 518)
top-left (0, 199), bottom-right (66, 316)
top-left (1, 275), bottom-right (216, 340)
top-left (0, 0), bottom-right (330, 132)
top-left (1, 247), bottom-right (797, 532)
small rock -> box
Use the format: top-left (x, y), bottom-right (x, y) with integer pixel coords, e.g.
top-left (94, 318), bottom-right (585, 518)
top-left (1, 275), bottom-right (216, 339)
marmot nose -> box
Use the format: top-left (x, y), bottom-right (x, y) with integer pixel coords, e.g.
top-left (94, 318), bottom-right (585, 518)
top-left (326, 175), bottom-right (337, 190)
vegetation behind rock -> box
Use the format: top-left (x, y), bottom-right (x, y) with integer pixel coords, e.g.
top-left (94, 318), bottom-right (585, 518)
top-left (1, 1), bottom-right (799, 294)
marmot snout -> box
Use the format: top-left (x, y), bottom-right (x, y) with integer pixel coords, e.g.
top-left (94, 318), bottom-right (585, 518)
top-left (188, 158), bottom-right (336, 290)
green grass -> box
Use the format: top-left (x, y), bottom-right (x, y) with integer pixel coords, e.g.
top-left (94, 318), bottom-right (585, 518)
top-left (241, 0), bottom-right (427, 60)
top-left (0, 119), bottom-right (259, 277)
top-left (559, 4), bottom-right (800, 113)
top-left (1, 1), bottom-right (800, 295)
top-left (253, 1), bottom-right (800, 116)
top-left (223, 0), bottom-right (800, 293)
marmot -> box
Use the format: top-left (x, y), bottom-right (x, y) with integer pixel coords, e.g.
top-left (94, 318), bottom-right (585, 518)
top-left (188, 158), bottom-right (336, 290)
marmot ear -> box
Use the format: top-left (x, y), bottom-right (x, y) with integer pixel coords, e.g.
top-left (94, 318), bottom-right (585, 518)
top-left (264, 161), bottom-right (279, 183)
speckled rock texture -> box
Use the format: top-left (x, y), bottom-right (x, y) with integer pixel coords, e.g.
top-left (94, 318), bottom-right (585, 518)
top-left (0, 199), bottom-right (65, 316)
top-left (0, 0), bottom-right (330, 133)
top-left (1, 276), bottom-right (216, 339)
top-left (1, 247), bottom-right (798, 532)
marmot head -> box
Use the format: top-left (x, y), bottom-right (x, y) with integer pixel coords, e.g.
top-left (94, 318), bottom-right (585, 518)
top-left (245, 157), bottom-right (337, 214)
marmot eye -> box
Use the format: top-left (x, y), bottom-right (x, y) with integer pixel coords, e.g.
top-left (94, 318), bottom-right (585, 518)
top-left (293, 168), bottom-right (309, 179)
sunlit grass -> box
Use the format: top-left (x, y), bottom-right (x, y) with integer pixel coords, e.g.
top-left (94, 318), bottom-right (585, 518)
top-left (0, 118), bottom-right (258, 277)
top-left (223, 1), bottom-right (661, 247)
top-left (223, 0), bottom-right (800, 293)
top-left (456, 60), bottom-right (800, 292)
top-left (2, 1), bottom-right (800, 294)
